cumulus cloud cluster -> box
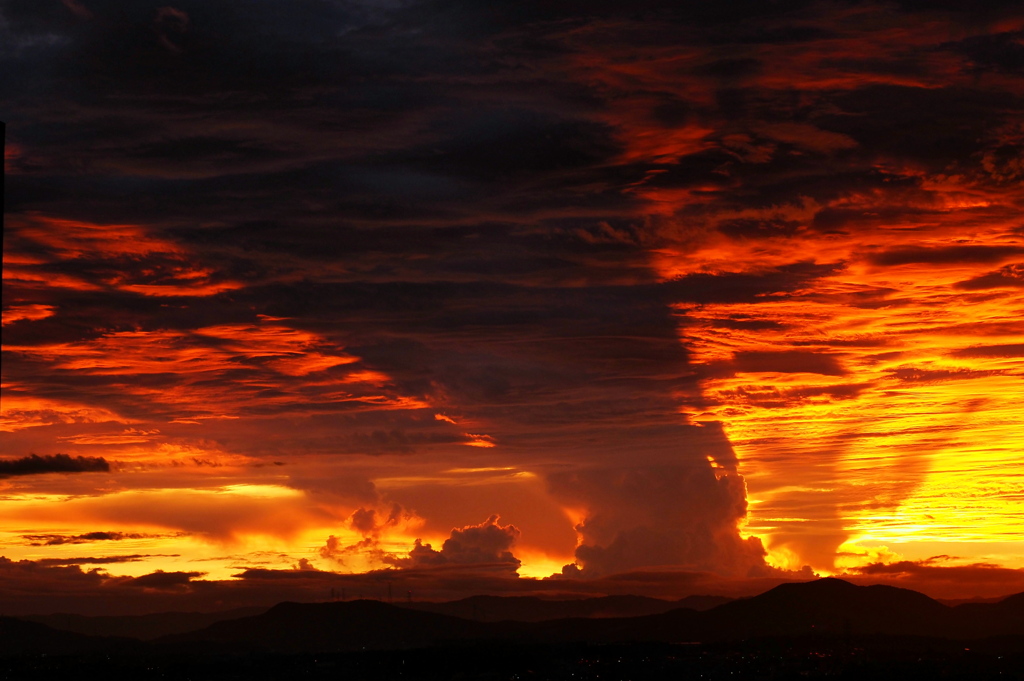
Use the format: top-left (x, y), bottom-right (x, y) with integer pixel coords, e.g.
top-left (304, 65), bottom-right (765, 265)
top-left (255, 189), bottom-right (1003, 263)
top-left (396, 515), bottom-right (522, 570)
top-left (319, 512), bottom-right (522, 574)
top-left (318, 503), bottom-right (414, 567)
top-left (552, 465), bottom-right (767, 578)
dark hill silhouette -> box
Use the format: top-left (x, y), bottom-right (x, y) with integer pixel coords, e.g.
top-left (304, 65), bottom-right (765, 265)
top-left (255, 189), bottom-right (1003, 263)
top-left (951, 591), bottom-right (1024, 639)
top-left (159, 599), bottom-right (519, 653)
top-left (21, 606), bottom-right (267, 640)
top-left (510, 578), bottom-right (1022, 645)
top-left (691, 577), bottom-right (955, 640)
top-left (12, 580), bottom-right (1023, 656)
top-left (402, 594), bottom-right (729, 622)
top-left (0, 617), bottom-right (140, 656)
top-left (674, 594), bottom-right (735, 611)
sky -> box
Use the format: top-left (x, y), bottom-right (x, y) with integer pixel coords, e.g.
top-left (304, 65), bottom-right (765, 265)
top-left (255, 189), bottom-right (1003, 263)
top-left (2, 0), bottom-right (1024, 615)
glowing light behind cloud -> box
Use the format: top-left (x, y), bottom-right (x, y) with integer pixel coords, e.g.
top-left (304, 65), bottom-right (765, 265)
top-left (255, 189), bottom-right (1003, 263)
top-left (554, 2), bottom-right (1024, 574)
top-left (653, 195), bottom-right (1024, 571)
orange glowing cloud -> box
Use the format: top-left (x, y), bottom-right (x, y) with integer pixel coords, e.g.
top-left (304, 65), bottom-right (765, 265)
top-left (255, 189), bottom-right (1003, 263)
top-left (644, 168), bottom-right (1024, 573)
top-left (12, 213), bottom-right (184, 259)
top-left (2, 319), bottom-right (410, 420)
top-left (535, 3), bottom-right (1024, 575)
top-left (3, 213), bottom-right (243, 297)
top-left (3, 484), bottom-right (331, 543)
top-left (1, 304), bottom-right (55, 326)
top-left (0, 390), bottom-right (130, 433)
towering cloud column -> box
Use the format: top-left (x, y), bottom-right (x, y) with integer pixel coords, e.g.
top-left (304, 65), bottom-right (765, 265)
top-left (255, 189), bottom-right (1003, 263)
top-left (548, 428), bottom-right (768, 578)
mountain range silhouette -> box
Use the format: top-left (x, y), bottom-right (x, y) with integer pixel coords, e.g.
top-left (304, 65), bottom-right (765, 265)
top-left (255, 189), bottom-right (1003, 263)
top-left (4, 578), bottom-right (1023, 657)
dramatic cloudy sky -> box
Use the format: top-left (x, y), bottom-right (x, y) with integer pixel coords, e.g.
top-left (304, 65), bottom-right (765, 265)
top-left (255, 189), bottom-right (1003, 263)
top-left (2, 0), bottom-right (1024, 613)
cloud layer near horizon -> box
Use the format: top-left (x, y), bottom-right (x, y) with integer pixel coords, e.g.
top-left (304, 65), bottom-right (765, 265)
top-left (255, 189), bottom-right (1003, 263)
top-left (2, 553), bottom-right (1022, 617)
top-left (2, 0), bottom-right (1023, 601)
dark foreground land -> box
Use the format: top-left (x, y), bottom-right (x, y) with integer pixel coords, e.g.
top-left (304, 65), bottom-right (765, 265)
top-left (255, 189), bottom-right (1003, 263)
top-left (4, 638), bottom-right (1024, 681)
top-left (3, 579), bottom-right (1024, 680)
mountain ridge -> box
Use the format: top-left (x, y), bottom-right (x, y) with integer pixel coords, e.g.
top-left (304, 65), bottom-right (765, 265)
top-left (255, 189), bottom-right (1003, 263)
top-left (155, 578), bottom-right (1024, 653)
top-left (5, 579), bottom-right (1023, 656)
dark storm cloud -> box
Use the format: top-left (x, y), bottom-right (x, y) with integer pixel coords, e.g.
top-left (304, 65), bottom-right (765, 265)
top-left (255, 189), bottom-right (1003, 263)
top-left (784, 383), bottom-right (869, 400)
top-left (732, 350), bottom-right (847, 376)
top-left (663, 263), bottom-right (844, 305)
top-left (946, 29), bottom-right (1024, 75)
top-left (345, 429), bottom-right (474, 455)
top-left (718, 218), bottom-right (804, 240)
top-left (955, 263), bottom-right (1024, 289)
top-left (23, 531), bottom-right (156, 545)
top-left (708, 317), bottom-right (788, 331)
top-left (949, 343), bottom-right (1024, 358)
top-left (811, 204), bottom-right (934, 232)
top-left (885, 366), bottom-right (1001, 383)
top-left (127, 135), bottom-right (288, 168)
top-left (550, 460), bottom-right (769, 578)
top-left (215, 278), bottom-right (699, 419)
top-left (818, 85), bottom-right (1020, 167)
top-left (123, 570), bottom-right (205, 589)
top-left (843, 560), bottom-right (1024, 599)
top-left (6, 281), bottom-right (697, 435)
top-left (6, 2), bottom-right (1000, 257)
top-left (386, 108), bottom-right (622, 182)
top-left (0, 0), bottom-right (857, 576)
top-left (33, 554), bottom-right (162, 566)
top-left (867, 245), bottom-right (1024, 267)
top-left (0, 454), bottom-right (110, 477)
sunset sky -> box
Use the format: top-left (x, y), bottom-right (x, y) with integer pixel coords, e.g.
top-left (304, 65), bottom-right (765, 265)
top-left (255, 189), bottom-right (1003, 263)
top-left (2, 0), bottom-right (1024, 615)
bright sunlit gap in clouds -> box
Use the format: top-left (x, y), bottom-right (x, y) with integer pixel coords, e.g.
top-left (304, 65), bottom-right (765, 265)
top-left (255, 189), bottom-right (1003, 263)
top-left (658, 210), bottom-right (1024, 573)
